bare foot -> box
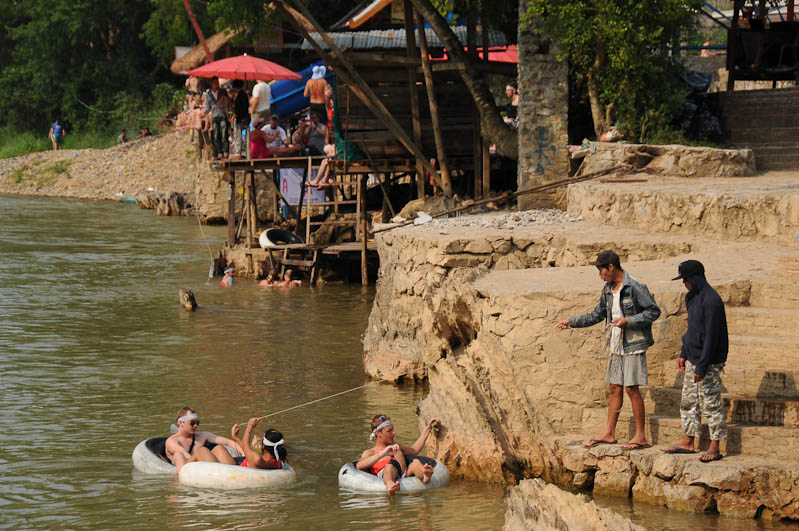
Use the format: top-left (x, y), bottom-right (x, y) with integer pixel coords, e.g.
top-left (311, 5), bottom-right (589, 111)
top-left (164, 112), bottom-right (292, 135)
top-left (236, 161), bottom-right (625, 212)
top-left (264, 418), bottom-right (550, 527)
top-left (387, 481), bottom-right (400, 495)
top-left (422, 464), bottom-right (434, 484)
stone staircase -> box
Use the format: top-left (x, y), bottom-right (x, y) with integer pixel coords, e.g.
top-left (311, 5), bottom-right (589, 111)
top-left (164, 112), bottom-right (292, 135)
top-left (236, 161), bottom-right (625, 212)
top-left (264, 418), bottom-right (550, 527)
top-left (581, 256), bottom-right (799, 462)
top-left (716, 87), bottom-right (799, 170)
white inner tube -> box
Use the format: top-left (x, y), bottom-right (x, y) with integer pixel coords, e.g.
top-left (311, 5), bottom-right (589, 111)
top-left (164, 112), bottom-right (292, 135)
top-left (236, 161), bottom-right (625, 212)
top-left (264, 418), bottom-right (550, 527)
top-left (338, 458), bottom-right (449, 493)
top-left (131, 437), bottom-right (239, 475)
top-left (179, 462), bottom-right (297, 490)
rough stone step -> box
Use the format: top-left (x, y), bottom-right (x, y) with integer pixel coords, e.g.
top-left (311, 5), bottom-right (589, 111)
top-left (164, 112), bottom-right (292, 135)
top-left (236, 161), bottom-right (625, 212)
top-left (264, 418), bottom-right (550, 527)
top-left (725, 334), bottom-right (799, 365)
top-left (750, 281), bottom-right (799, 308)
top-left (581, 407), bottom-right (799, 460)
top-left (657, 357), bottom-right (799, 399)
top-left (753, 157), bottom-right (799, 171)
top-left (640, 386), bottom-right (799, 426)
top-left (726, 307), bottom-right (799, 339)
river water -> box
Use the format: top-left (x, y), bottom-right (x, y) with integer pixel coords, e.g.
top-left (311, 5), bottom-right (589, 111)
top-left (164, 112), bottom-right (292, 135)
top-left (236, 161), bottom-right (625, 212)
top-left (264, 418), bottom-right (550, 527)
top-left (0, 196), bottom-right (793, 530)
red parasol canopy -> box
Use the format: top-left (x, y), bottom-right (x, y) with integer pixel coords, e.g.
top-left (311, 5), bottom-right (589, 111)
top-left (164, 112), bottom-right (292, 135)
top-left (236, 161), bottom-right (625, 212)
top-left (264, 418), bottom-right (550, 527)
top-left (188, 54), bottom-right (301, 81)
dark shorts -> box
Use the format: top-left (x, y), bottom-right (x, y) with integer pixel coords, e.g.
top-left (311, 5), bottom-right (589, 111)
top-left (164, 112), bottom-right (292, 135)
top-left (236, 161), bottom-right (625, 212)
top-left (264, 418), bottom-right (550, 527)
top-left (54, 135), bottom-right (63, 145)
top-left (310, 103), bottom-right (328, 124)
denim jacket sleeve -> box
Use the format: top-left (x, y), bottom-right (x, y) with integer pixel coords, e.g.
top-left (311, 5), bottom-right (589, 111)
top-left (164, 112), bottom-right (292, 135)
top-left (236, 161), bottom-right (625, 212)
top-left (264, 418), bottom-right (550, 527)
top-left (569, 293), bottom-right (607, 328)
top-left (625, 282), bottom-right (661, 329)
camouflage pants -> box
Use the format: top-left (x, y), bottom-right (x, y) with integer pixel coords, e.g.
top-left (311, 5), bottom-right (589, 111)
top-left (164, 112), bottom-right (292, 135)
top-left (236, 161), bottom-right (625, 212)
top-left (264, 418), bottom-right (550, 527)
top-left (680, 361), bottom-right (726, 440)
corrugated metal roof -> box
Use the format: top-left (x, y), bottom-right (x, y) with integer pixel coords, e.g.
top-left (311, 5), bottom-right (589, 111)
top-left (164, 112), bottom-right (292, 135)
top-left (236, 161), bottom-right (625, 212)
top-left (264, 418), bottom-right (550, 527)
top-left (301, 26), bottom-right (508, 51)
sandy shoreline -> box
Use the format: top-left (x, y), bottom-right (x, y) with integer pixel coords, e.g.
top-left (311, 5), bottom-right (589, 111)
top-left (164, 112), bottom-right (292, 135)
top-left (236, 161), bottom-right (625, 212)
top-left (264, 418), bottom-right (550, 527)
top-left (0, 133), bottom-right (200, 202)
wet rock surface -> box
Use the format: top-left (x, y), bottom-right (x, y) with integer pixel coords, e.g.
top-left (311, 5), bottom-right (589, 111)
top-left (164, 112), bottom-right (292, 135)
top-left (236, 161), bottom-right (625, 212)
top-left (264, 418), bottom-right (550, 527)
top-left (503, 479), bottom-right (645, 531)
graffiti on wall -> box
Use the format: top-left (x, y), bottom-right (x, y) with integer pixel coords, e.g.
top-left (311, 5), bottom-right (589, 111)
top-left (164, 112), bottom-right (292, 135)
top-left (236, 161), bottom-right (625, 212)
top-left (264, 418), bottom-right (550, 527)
top-left (531, 123), bottom-right (557, 175)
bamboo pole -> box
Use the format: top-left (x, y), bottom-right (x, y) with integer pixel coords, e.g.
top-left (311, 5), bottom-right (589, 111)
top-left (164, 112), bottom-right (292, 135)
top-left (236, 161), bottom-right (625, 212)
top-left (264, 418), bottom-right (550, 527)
top-left (403, 0), bottom-right (426, 199)
top-left (416, 10), bottom-right (453, 197)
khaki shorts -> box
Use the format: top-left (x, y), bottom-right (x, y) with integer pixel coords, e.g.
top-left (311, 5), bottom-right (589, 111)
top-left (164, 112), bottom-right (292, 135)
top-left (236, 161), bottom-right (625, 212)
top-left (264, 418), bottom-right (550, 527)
top-left (605, 353), bottom-right (647, 387)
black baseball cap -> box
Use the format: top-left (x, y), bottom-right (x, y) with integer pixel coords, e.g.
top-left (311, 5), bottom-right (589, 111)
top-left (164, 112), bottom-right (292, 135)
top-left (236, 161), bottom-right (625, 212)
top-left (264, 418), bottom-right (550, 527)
top-left (672, 259), bottom-right (705, 280)
top-left (589, 250), bottom-right (621, 268)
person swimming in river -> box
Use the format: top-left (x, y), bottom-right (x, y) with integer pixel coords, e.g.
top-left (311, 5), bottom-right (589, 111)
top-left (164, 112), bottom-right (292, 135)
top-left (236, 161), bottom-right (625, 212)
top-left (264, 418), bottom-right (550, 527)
top-left (165, 407), bottom-right (244, 473)
top-left (356, 414), bottom-right (441, 494)
top-left (259, 271), bottom-right (276, 287)
top-left (220, 267), bottom-right (234, 287)
top-left (230, 417), bottom-right (287, 469)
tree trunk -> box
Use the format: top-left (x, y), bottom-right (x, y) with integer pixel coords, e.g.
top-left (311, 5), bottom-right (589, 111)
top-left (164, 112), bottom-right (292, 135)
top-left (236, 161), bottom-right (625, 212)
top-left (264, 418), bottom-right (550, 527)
top-left (587, 42), bottom-right (608, 138)
top-left (408, 0), bottom-right (518, 160)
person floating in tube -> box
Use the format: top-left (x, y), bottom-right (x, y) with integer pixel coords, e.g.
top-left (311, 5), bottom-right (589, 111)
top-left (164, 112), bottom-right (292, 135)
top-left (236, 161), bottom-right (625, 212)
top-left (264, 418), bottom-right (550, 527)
top-left (230, 417), bottom-right (287, 469)
top-left (165, 407), bottom-right (244, 473)
top-left (356, 414), bottom-right (441, 495)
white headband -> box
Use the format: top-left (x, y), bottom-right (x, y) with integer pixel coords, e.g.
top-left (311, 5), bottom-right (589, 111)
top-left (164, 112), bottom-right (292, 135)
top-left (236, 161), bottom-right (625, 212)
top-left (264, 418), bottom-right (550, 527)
top-left (370, 419), bottom-right (392, 440)
top-left (262, 437), bottom-right (285, 461)
top-left (178, 412), bottom-right (198, 423)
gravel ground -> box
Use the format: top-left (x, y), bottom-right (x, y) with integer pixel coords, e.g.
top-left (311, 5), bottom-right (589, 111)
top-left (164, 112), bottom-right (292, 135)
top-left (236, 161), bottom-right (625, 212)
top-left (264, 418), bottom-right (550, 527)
top-left (0, 133), bottom-right (201, 201)
top-left (429, 209), bottom-right (583, 230)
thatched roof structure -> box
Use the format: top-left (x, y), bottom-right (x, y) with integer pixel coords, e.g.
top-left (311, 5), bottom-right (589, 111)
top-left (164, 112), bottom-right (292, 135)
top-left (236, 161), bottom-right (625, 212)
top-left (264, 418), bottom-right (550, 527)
top-left (170, 30), bottom-right (239, 75)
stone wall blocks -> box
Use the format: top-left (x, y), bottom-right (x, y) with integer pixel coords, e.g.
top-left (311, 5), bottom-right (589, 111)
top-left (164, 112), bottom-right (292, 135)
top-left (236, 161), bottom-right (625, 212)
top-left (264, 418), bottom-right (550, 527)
top-left (714, 490), bottom-right (763, 518)
top-left (594, 470), bottom-right (635, 497)
top-left (629, 453), bottom-right (653, 476)
top-left (682, 461), bottom-right (742, 490)
top-left (661, 483), bottom-right (714, 512)
top-left (651, 454), bottom-right (680, 481)
top-left (464, 239), bottom-right (494, 254)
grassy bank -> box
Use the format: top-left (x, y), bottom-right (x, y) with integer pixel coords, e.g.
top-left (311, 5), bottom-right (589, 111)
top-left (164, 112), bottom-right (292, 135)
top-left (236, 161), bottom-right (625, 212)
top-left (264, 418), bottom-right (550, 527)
top-left (0, 127), bottom-right (124, 160)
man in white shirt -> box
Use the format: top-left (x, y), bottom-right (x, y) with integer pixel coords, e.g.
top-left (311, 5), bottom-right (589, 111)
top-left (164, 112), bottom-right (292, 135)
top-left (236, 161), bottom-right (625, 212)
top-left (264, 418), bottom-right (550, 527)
top-left (249, 80), bottom-right (271, 122)
top-left (261, 114), bottom-right (287, 153)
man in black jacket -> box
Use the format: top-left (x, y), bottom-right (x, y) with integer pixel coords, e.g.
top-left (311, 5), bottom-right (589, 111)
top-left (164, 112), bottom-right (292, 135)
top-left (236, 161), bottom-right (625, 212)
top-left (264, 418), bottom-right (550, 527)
top-left (663, 260), bottom-right (728, 462)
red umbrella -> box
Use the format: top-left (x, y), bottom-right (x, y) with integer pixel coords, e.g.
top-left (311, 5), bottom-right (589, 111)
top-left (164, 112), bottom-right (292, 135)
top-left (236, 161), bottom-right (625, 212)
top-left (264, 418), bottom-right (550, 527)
top-left (188, 53), bottom-right (301, 81)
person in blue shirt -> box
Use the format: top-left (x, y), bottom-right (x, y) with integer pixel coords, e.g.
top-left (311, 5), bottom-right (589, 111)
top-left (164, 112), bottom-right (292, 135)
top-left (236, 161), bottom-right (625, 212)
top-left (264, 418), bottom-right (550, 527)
top-left (49, 119), bottom-right (65, 151)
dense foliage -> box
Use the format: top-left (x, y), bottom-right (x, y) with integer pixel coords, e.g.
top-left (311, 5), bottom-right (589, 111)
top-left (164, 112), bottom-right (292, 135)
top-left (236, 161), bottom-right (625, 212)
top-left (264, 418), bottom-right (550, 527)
top-left (524, 0), bottom-right (704, 142)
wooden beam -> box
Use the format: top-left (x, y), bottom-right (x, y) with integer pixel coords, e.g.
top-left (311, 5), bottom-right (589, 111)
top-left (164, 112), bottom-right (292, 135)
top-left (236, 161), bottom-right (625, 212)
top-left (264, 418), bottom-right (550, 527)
top-left (360, 174), bottom-right (368, 286)
top-left (277, 0), bottom-right (446, 194)
top-left (403, 0), bottom-right (426, 200)
top-left (427, 61), bottom-right (518, 76)
top-left (417, 8), bottom-right (452, 197)
top-left (343, 52), bottom-right (421, 67)
top-left (227, 172), bottom-right (235, 246)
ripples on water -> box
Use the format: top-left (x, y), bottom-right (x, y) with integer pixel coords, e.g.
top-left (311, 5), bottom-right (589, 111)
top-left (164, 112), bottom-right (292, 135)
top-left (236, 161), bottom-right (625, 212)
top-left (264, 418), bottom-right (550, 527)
top-left (2, 196), bottom-right (792, 530)
top-left (0, 196), bottom-right (505, 529)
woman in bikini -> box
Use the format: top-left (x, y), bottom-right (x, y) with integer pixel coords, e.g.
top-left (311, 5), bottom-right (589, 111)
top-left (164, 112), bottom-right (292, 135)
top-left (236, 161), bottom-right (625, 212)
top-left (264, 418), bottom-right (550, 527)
top-left (230, 417), bottom-right (287, 470)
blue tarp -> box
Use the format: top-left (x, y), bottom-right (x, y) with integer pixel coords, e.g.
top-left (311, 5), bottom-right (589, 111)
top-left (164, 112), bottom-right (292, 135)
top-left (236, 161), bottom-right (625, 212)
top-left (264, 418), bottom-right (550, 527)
top-left (270, 61), bottom-right (335, 119)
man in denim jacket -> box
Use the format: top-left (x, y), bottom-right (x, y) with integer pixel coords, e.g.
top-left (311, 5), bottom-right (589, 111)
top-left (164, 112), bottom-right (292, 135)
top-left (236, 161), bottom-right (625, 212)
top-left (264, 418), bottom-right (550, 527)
top-left (557, 250), bottom-right (661, 449)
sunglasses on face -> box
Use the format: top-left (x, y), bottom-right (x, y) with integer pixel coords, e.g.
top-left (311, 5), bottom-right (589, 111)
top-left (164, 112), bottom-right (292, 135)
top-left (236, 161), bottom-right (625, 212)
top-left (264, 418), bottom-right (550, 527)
top-left (378, 415), bottom-right (386, 421)
top-left (189, 420), bottom-right (200, 427)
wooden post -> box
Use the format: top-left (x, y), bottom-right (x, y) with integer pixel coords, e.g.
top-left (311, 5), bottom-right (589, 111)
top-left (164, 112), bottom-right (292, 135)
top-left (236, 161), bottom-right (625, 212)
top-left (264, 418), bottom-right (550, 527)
top-left (360, 174), bottom-right (368, 286)
top-left (227, 171), bottom-right (236, 245)
top-left (248, 170), bottom-right (258, 246)
top-left (278, 0), bottom-right (445, 192)
top-left (482, 139), bottom-right (490, 198)
top-left (727, 0), bottom-right (741, 92)
top-left (295, 156), bottom-right (310, 239)
top-left (403, 0), bottom-right (426, 199)
top-left (417, 10), bottom-right (453, 197)
top-left (473, 106), bottom-right (482, 198)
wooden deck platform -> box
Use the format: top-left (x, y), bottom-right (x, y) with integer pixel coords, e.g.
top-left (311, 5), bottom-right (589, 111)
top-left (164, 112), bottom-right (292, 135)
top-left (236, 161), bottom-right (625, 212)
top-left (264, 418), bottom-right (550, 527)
top-left (210, 155), bottom-right (325, 172)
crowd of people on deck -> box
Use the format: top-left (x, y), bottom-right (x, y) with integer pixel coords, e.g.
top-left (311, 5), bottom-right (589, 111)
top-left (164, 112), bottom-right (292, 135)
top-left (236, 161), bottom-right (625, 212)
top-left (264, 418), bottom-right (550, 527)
top-left (175, 65), bottom-right (336, 170)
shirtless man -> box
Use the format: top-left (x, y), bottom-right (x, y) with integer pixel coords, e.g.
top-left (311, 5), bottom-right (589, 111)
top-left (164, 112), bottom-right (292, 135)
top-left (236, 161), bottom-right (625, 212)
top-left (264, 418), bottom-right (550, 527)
top-left (165, 407), bottom-right (243, 472)
top-left (356, 414), bottom-right (440, 494)
top-left (304, 65), bottom-right (330, 125)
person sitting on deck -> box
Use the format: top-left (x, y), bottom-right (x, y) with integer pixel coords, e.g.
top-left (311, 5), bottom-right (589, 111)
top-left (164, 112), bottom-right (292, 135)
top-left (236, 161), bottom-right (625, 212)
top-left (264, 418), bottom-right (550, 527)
top-left (230, 417), bottom-right (287, 469)
top-left (249, 118), bottom-right (272, 159)
top-left (165, 407), bottom-right (244, 473)
top-left (306, 111), bottom-right (328, 157)
top-left (261, 114), bottom-right (288, 155)
top-left (306, 143), bottom-right (336, 189)
top-left (220, 267), bottom-right (234, 287)
top-left (356, 414), bottom-right (441, 495)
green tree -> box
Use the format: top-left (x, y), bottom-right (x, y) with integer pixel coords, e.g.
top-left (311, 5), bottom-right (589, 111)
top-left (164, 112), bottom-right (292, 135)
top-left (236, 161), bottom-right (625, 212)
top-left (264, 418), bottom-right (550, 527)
top-left (524, 0), bottom-right (703, 141)
top-left (0, 0), bottom-right (160, 130)
top-left (142, 0), bottom-right (213, 68)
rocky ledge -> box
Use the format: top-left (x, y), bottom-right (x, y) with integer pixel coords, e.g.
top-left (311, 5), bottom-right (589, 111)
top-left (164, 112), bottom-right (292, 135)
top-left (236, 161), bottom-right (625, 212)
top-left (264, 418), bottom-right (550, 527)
top-left (366, 203), bottom-right (799, 520)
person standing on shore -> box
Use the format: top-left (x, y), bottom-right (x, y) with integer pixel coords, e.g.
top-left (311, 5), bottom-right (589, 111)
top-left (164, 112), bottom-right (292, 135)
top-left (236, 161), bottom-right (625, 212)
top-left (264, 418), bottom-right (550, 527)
top-left (663, 260), bottom-right (728, 462)
top-left (49, 119), bottom-right (65, 150)
top-left (556, 250), bottom-right (661, 450)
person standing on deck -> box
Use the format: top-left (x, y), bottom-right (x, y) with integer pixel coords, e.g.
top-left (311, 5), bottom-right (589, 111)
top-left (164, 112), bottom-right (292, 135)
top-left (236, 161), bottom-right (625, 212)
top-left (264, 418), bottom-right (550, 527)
top-left (230, 80), bottom-right (250, 159)
top-left (663, 260), bottom-right (728, 462)
top-left (250, 79), bottom-right (271, 123)
top-left (304, 65), bottom-right (330, 125)
top-left (556, 250), bottom-right (661, 450)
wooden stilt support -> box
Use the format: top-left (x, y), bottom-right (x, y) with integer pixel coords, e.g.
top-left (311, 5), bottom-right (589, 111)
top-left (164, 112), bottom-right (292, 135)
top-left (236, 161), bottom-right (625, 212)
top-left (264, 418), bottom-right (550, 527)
top-left (295, 156), bottom-right (310, 239)
top-left (403, 0), bottom-right (426, 199)
top-left (482, 139), bottom-right (491, 198)
top-left (473, 106), bottom-right (482, 198)
top-left (360, 174), bottom-right (368, 286)
top-left (248, 170), bottom-right (258, 246)
top-left (227, 171), bottom-right (236, 246)
top-left (416, 9), bottom-right (453, 197)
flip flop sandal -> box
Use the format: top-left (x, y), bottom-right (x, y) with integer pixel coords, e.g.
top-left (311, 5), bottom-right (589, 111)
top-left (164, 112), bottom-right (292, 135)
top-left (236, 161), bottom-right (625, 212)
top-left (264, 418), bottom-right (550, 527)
top-left (585, 438), bottom-right (617, 448)
top-left (700, 452), bottom-right (723, 462)
top-left (622, 442), bottom-right (651, 450)
top-left (662, 447), bottom-right (697, 454)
